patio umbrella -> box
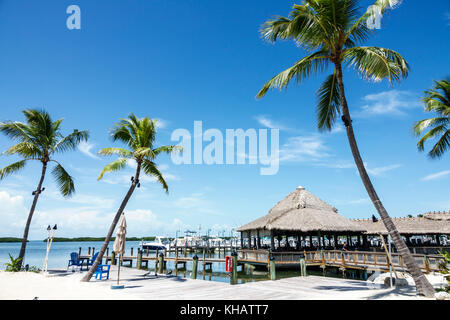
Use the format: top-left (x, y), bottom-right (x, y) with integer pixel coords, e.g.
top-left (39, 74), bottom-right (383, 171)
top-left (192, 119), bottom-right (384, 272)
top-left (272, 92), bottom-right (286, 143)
top-left (113, 213), bottom-right (127, 287)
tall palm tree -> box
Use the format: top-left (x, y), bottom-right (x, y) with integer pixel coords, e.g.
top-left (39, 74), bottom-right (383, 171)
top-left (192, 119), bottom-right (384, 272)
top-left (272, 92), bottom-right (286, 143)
top-left (256, 0), bottom-right (434, 296)
top-left (413, 79), bottom-right (449, 159)
top-left (0, 109), bottom-right (89, 267)
top-left (81, 114), bottom-right (180, 282)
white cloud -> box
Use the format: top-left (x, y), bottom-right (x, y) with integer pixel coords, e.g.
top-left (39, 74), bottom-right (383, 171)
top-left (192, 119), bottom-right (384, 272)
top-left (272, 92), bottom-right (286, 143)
top-left (78, 141), bottom-right (99, 159)
top-left (279, 135), bottom-right (329, 163)
top-left (356, 90), bottom-right (420, 117)
top-left (421, 170), bottom-right (450, 181)
top-left (255, 115), bottom-right (288, 130)
top-left (365, 163), bottom-right (402, 176)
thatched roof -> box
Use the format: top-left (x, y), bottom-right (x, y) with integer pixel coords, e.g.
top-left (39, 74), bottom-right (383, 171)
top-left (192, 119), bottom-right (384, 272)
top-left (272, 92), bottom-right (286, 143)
top-left (353, 211), bottom-right (450, 235)
top-left (237, 186), bottom-right (365, 233)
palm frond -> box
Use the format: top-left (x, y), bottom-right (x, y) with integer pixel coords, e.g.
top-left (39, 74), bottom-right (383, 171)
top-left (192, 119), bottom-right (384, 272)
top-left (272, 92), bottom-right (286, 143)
top-left (98, 147), bottom-right (133, 158)
top-left (51, 162), bottom-right (75, 197)
top-left (345, 0), bottom-right (402, 45)
top-left (97, 158), bottom-right (128, 181)
top-left (257, 51), bottom-right (329, 98)
top-left (316, 71), bottom-right (341, 131)
top-left (0, 160), bottom-right (27, 180)
top-left (2, 142), bottom-right (42, 158)
top-left (52, 129), bottom-right (90, 154)
top-left (343, 46), bottom-right (409, 83)
top-left (142, 159), bottom-right (168, 193)
top-left (152, 145), bottom-right (182, 158)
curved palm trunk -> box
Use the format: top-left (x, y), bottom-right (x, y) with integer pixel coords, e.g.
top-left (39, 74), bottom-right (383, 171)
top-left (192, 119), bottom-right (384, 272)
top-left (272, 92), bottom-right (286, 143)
top-left (335, 63), bottom-right (435, 297)
top-left (18, 161), bottom-right (48, 268)
top-left (81, 163), bottom-right (141, 282)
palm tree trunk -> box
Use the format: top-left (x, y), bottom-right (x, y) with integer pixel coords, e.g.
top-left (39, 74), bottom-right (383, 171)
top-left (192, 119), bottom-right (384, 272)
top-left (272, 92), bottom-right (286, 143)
top-left (334, 63), bottom-right (435, 297)
top-left (18, 161), bottom-right (48, 268)
top-left (81, 163), bottom-right (141, 282)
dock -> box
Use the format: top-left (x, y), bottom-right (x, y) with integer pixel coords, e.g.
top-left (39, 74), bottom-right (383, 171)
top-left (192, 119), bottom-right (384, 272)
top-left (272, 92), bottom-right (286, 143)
top-left (78, 246), bottom-right (445, 277)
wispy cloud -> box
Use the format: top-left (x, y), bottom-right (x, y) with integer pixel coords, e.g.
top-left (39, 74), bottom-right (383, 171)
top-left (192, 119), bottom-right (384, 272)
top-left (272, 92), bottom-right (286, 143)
top-left (78, 141), bottom-right (99, 159)
top-left (279, 135), bottom-right (330, 163)
top-left (255, 115), bottom-right (289, 130)
top-left (355, 90), bottom-right (420, 117)
top-left (445, 12), bottom-right (450, 26)
top-left (365, 163), bottom-right (402, 176)
top-left (421, 170), bottom-right (450, 181)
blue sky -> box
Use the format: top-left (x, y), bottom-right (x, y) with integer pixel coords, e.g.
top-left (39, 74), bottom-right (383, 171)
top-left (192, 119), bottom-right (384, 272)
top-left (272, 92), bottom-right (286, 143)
top-left (0, 0), bottom-right (449, 240)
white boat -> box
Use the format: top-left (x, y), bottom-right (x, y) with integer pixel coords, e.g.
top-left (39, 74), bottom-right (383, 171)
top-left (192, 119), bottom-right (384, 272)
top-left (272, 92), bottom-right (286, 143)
top-left (140, 236), bottom-right (170, 251)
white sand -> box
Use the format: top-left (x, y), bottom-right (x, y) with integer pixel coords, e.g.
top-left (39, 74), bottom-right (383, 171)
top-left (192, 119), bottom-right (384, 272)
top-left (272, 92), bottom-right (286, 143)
top-left (0, 267), bottom-right (433, 300)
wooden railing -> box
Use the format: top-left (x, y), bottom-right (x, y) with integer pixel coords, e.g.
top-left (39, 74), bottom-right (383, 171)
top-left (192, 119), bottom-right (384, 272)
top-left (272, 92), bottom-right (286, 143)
top-left (238, 249), bottom-right (445, 273)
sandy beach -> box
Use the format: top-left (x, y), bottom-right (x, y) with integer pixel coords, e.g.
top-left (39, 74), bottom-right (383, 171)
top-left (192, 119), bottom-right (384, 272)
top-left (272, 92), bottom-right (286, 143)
top-left (0, 267), bottom-right (432, 300)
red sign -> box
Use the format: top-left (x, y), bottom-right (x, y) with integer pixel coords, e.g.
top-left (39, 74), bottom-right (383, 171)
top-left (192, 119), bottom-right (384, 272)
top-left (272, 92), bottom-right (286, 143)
top-left (225, 256), bottom-right (233, 272)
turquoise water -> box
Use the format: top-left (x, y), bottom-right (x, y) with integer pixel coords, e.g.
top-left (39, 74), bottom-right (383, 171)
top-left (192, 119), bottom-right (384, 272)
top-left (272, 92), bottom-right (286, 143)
top-left (0, 241), bottom-right (368, 284)
top-left (0, 240), bottom-right (141, 271)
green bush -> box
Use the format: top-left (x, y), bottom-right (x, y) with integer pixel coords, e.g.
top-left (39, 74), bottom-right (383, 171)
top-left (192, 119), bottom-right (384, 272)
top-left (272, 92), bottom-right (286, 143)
top-left (4, 254), bottom-right (22, 272)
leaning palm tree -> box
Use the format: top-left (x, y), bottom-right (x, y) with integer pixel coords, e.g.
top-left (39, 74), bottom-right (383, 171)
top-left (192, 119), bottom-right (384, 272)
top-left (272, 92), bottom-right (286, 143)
top-left (0, 109), bottom-right (89, 267)
top-left (81, 114), bottom-right (180, 282)
top-left (257, 0), bottom-right (434, 296)
top-left (413, 79), bottom-right (449, 159)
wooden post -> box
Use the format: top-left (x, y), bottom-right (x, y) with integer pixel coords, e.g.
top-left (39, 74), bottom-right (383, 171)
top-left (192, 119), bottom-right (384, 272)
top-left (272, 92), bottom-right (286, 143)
top-left (136, 249), bottom-right (142, 270)
top-left (231, 251), bottom-right (238, 285)
top-left (155, 249), bottom-right (159, 273)
top-left (158, 252), bottom-right (164, 274)
top-left (300, 253), bottom-right (307, 277)
top-left (269, 254), bottom-right (276, 281)
top-left (111, 251), bottom-right (116, 265)
top-left (191, 255), bottom-right (199, 279)
top-left (130, 247), bottom-right (133, 256)
top-left (88, 247), bottom-right (91, 255)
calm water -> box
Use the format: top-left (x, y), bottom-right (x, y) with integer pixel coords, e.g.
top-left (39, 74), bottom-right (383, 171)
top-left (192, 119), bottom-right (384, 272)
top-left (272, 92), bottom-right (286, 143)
top-left (0, 241), bottom-right (367, 284)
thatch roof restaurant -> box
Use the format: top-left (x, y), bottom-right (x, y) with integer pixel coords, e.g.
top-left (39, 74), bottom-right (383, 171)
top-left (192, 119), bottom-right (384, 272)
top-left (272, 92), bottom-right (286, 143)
top-left (237, 187), bottom-right (450, 252)
top-left (237, 186), bottom-right (367, 251)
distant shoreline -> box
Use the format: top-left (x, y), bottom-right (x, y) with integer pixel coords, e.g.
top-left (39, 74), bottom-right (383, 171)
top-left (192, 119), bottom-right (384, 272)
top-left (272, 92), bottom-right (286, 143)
top-left (0, 237), bottom-right (27, 243)
top-left (0, 237), bottom-right (157, 243)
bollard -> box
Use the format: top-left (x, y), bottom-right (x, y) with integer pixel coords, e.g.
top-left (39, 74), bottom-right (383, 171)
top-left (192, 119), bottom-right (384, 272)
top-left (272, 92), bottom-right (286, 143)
top-left (231, 251), bottom-right (238, 285)
top-left (111, 251), bottom-right (116, 265)
top-left (191, 255), bottom-right (199, 279)
top-left (158, 252), bottom-right (164, 274)
top-left (137, 249), bottom-right (142, 270)
top-left (269, 254), bottom-right (276, 281)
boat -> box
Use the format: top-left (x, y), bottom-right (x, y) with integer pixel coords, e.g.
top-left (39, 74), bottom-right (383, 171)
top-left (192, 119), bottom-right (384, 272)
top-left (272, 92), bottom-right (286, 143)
top-left (140, 236), bottom-right (170, 251)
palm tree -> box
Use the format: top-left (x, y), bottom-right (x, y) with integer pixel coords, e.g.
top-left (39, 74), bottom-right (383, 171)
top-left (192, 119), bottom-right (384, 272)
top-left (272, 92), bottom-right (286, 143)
top-left (81, 114), bottom-right (180, 282)
top-left (256, 0), bottom-right (435, 296)
top-left (0, 109), bottom-right (89, 267)
top-left (413, 79), bottom-right (449, 159)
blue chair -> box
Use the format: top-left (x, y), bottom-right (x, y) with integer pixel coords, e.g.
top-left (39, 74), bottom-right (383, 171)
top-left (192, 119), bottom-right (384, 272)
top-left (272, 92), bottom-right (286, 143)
top-left (80, 252), bottom-right (100, 271)
top-left (94, 264), bottom-right (110, 280)
top-left (67, 252), bottom-right (83, 271)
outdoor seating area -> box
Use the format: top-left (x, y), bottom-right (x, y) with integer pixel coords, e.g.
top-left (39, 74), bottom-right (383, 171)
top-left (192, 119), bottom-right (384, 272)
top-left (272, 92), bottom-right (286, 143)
top-left (67, 251), bottom-right (110, 280)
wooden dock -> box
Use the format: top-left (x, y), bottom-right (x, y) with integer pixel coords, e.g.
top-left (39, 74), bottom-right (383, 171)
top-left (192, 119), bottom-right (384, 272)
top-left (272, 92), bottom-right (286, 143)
top-left (78, 246), bottom-right (445, 276)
